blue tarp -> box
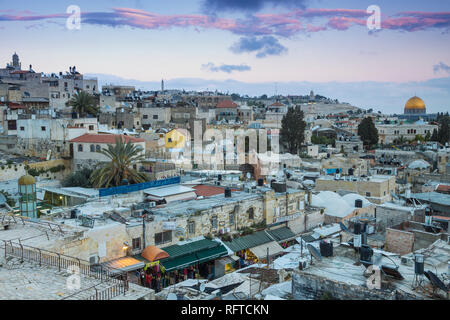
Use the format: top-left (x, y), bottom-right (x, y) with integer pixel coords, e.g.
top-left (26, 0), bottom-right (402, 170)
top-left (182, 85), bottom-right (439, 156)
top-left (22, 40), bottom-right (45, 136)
top-left (99, 177), bottom-right (180, 197)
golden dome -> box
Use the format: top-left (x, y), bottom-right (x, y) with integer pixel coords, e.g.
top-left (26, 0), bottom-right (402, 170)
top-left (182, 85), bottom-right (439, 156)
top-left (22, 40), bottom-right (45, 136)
top-left (18, 175), bottom-right (36, 185)
top-left (405, 96), bottom-right (426, 110)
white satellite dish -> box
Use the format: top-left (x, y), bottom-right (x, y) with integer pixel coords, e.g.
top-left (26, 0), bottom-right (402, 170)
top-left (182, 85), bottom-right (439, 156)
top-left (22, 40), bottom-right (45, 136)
top-left (167, 293), bottom-right (177, 300)
top-left (199, 283), bottom-right (206, 292)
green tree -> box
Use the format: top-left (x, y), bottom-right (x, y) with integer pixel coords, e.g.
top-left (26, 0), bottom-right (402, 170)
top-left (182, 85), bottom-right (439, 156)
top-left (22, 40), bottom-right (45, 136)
top-left (437, 116), bottom-right (450, 144)
top-left (280, 106), bottom-right (306, 154)
top-left (424, 131), bottom-right (431, 141)
top-left (68, 91), bottom-right (99, 117)
top-left (358, 117), bottom-right (379, 148)
top-left (90, 137), bottom-right (148, 188)
top-left (430, 129), bottom-right (439, 142)
top-left (62, 168), bottom-right (93, 188)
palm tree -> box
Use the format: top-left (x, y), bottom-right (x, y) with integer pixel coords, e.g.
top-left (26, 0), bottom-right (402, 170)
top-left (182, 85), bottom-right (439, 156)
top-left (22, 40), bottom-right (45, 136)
top-left (68, 91), bottom-right (99, 117)
top-left (90, 137), bottom-right (148, 188)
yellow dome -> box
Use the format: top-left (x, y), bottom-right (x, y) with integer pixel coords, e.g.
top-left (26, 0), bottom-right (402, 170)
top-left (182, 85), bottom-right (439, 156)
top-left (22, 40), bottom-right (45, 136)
top-left (405, 96), bottom-right (426, 110)
top-left (18, 175), bottom-right (36, 185)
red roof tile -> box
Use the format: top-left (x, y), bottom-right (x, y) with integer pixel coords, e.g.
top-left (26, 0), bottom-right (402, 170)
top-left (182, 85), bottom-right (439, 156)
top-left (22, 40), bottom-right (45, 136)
top-left (269, 102), bottom-right (284, 107)
top-left (69, 134), bottom-right (145, 144)
top-left (436, 184), bottom-right (450, 193)
top-left (216, 100), bottom-right (238, 109)
top-left (8, 102), bottom-right (27, 110)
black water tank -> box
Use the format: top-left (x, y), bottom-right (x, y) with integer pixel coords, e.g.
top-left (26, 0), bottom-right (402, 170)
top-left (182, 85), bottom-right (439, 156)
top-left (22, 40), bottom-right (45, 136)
top-left (361, 232), bottom-right (367, 245)
top-left (320, 241), bottom-right (333, 257)
top-left (257, 178), bottom-right (264, 187)
top-left (272, 182), bottom-right (287, 193)
top-left (70, 209), bottom-right (78, 219)
top-left (348, 168), bottom-right (354, 176)
top-left (360, 245), bottom-right (373, 263)
top-left (224, 188), bottom-right (232, 198)
top-left (355, 199), bottom-right (363, 208)
top-left (354, 222), bottom-right (361, 234)
top-left (414, 254), bottom-right (424, 275)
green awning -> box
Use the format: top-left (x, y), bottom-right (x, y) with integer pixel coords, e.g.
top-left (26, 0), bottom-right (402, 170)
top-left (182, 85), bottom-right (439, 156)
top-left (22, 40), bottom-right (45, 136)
top-left (196, 245), bottom-right (228, 263)
top-left (161, 253), bottom-right (198, 272)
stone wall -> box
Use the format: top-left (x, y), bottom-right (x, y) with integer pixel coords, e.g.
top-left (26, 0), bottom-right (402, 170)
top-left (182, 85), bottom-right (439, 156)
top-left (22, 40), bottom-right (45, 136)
top-left (376, 206), bottom-right (413, 232)
top-left (292, 271), bottom-right (420, 300)
top-left (385, 228), bottom-right (414, 255)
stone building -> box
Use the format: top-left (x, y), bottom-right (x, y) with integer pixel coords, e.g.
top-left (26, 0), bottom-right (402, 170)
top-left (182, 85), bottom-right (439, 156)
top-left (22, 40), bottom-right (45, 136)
top-left (69, 133), bottom-right (146, 170)
top-left (315, 175), bottom-right (397, 204)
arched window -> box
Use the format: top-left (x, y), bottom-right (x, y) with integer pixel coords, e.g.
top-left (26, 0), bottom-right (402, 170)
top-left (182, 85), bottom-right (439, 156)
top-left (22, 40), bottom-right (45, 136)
top-left (78, 144), bottom-right (83, 152)
top-left (96, 145), bottom-right (101, 152)
top-left (90, 144), bottom-right (95, 152)
top-left (248, 207), bottom-right (254, 220)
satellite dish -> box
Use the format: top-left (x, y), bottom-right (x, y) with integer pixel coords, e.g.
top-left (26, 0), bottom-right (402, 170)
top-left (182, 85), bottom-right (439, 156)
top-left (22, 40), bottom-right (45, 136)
top-left (199, 283), bottom-right (206, 292)
top-left (307, 244), bottom-right (322, 261)
top-left (167, 293), bottom-right (177, 300)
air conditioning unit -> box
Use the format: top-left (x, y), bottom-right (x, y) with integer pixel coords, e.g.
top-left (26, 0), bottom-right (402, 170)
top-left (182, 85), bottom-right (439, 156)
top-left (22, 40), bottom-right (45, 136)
top-left (149, 202), bottom-right (156, 208)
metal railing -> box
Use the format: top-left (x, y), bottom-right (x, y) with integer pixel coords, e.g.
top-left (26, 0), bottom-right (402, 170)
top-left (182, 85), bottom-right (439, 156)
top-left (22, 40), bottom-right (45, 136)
top-left (2, 241), bottom-right (129, 300)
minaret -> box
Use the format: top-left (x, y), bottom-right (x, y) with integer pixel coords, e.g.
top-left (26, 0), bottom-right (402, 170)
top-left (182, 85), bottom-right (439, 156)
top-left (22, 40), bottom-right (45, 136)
top-left (161, 79), bottom-right (165, 93)
top-left (12, 52), bottom-right (21, 70)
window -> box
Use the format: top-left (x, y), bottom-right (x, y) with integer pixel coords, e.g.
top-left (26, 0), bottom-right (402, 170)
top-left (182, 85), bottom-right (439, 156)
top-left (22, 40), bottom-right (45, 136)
top-left (143, 115), bottom-right (148, 119)
top-left (96, 145), bottom-right (101, 152)
top-left (90, 144), bottom-right (95, 152)
top-left (188, 221), bottom-right (195, 235)
top-left (41, 126), bottom-right (46, 131)
top-left (132, 237), bottom-right (141, 250)
top-left (78, 144), bottom-right (83, 152)
top-left (248, 207), bottom-right (254, 220)
top-left (89, 125), bottom-right (94, 131)
top-left (366, 192), bottom-right (371, 197)
top-left (155, 231), bottom-right (172, 245)
top-left (20, 127), bottom-right (24, 131)
top-left (56, 146), bottom-right (61, 152)
top-left (168, 138), bottom-right (172, 143)
top-left (211, 216), bottom-right (218, 229)
top-left (153, 115), bottom-right (158, 119)
top-left (229, 213), bottom-right (235, 225)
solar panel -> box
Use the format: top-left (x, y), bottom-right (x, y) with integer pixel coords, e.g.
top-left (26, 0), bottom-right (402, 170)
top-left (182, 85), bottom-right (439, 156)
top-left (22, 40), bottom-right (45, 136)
top-left (425, 271), bottom-right (448, 292)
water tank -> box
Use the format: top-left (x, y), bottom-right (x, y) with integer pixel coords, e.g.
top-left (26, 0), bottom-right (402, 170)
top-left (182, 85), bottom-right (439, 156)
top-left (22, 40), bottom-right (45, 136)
top-left (354, 222), bottom-right (362, 234)
top-left (224, 188), bottom-right (232, 198)
top-left (355, 199), bottom-right (363, 208)
top-left (257, 178), bottom-right (264, 187)
top-left (272, 182), bottom-right (287, 193)
top-left (70, 209), bottom-right (79, 219)
top-left (360, 245), bottom-right (373, 263)
top-left (414, 254), bottom-right (424, 275)
top-left (218, 174), bottom-right (222, 181)
top-left (320, 241), bottom-right (333, 257)
top-left (361, 232), bottom-right (367, 245)
top-left (348, 168), bottom-right (354, 176)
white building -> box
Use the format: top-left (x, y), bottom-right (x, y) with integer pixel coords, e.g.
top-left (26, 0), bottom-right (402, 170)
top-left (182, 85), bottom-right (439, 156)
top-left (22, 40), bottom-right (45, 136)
top-left (69, 133), bottom-right (146, 170)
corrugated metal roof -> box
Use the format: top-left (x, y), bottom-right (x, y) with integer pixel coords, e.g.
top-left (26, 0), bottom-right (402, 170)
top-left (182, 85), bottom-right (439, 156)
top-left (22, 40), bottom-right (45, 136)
top-left (266, 227), bottom-right (296, 242)
top-left (161, 239), bottom-right (221, 259)
top-left (249, 241), bottom-right (284, 259)
top-left (410, 192), bottom-right (450, 206)
top-left (223, 230), bottom-right (273, 252)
